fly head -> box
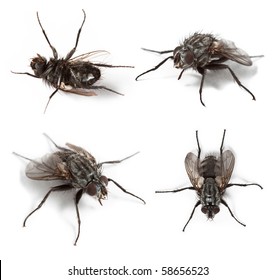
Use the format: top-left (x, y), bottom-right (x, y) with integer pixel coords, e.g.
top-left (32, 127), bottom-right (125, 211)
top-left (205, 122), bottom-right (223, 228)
top-left (173, 46), bottom-right (194, 69)
top-left (86, 175), bottom-right (108, 204)
top-left (30, 54), bottom-right (48, 77)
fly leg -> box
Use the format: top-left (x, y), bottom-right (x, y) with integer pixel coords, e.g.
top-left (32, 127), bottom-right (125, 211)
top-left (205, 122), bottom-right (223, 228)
top-left (183, 201), bottom-right (201, 231)
top-left (195, 130), bottom-right (201, 160)
top-left (36, 12), bottom-right (58, 59)
top-left (108, 178), bottom-right (145, 204)
top-left (155, 186), bottom-right (195, 193)
top-left (141, 48), bottom-right (174, 54)
top-left (11, 71), bottom-right (40, 78)
top-left (23, 184), bottom-right (73, 226)
top-left (155, 186), bottom-right (197, 231)
top-left (42, 133), bottom-right (70, 151)
top-left (219, 129), bottom-right (227, 176)
top-left (135, 56), bottom-right (174, 80)
top-left (220, 129), bottom-right (226, 154)
top-left (65, 10), bottom-right (86, 60)
top-left (221, 199), bottom-right (246, 227)
top-left (197, 67), bottom-right (207, 107)
top-left (97, 152), bottom-right (139, 168)
top-left (225, 183), bottom-right (263, 189)
top-left (204, 63), bottom-right (256, 100)
top-left (44, 88), bottom-right (59, 113)
top-left (74, 189), bottom-right (84, 246)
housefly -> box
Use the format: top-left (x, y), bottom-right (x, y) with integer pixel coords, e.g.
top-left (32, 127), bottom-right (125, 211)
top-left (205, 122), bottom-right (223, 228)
top-left (156, 130), bottom-right (262, 231)
top-left (12, 10), bottom-right (133, 112)
top-left (14, 134), bottom-right (145, 245)
top-left (136, 33), bottom-right (263, 106)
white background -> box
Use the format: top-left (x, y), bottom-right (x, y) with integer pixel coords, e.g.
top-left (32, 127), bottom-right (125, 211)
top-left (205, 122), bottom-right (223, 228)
top-left (0, 0), bottom-right (273, 279)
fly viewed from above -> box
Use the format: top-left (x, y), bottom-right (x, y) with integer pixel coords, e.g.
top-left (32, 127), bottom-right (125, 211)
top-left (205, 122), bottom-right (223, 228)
top-left (156, 130), bottom-right (262, 231)
top-left (14, 135), bottom-right (145, 245)
top-left (136, 33), bottom-right (263, 106)
top-left (13, 10), bottom-right (133, 112)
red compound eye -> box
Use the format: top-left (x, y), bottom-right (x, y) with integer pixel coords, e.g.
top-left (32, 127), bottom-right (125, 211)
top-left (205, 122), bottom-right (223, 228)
top-left (86, 182), bottom-right (97, 196)
top-left (184, 51), bottom-right (194, 65)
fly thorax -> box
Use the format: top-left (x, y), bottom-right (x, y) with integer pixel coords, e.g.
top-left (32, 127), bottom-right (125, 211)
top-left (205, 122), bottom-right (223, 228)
top-left (67, 154), bottom-right (96, 188)
top-left (200, 156), bottom-right (218, 178)
top-left (44, 59), bottom-right (64, 85)
top-left (184, 33), bottom-right (215, 67)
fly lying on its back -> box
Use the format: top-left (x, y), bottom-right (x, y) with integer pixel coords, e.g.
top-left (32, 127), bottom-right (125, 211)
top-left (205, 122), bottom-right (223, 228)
top-left (12, 10), bottom-right (133, 112)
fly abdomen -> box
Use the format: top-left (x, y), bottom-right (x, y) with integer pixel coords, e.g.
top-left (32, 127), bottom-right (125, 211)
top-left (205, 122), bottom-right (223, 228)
top-left (67, 63), bottom-right (101, 88)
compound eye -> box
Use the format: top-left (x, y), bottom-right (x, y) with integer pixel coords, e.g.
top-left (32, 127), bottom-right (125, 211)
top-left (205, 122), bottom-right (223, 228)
top-left (184, 50), bottom-right (194, 65)
top-left (201, 206), bottom-right (208, 214)
top-left (86, 182), bottom-right (97, 196)
top-left (213, 206), bottom-right (220, 214)
top-left (99, 176), bottom-right (108, 186)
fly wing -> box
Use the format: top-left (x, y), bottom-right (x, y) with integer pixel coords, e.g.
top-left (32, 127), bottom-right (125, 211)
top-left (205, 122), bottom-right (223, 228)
top-left (66, 143), bottom-right (97, 164)
top-left (185, 152), bottom-right (203, 189)
top-left (216, 150), bottom-right (235, 190)
top-left (70, 50), bottom-right (110, 62)
top-left (58, 82), bottom-right (97, 96)
top-left (25, 153), bottom-right (70, 181)
top-left (59, 86), bottom-right (98, 96)
top-left (213, 39), bottom-right (252, 66)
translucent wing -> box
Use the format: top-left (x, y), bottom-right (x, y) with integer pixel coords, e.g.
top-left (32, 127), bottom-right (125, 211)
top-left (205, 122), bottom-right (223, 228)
top-left (25, 153), bottom-right (70, 181)
top-left (66, 143), bottom-right (96, 164)
top-left (59, 83), bottom-right (122, 96)
top-left (215, 150), bottom-right (235, 190)
top-left (213, 39), bottom-right (252, 66)
top-left (185, 152), bottom-right (203, 189)
top-left (70, 50), bottom-right (109, 62)
top-left (59, 84), bottom-right (98, 96)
